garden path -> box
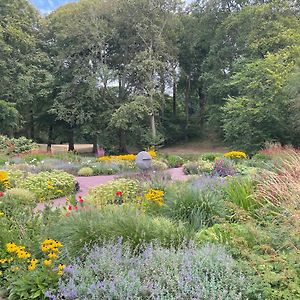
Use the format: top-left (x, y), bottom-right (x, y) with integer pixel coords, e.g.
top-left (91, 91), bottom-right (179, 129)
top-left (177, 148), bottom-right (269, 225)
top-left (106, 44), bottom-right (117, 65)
top-left (36, 167), bottom-right (187, 211)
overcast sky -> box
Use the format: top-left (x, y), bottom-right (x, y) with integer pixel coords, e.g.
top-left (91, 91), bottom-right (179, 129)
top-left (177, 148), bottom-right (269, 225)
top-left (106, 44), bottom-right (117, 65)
top-left (30, 0), bottom-right (192, 14)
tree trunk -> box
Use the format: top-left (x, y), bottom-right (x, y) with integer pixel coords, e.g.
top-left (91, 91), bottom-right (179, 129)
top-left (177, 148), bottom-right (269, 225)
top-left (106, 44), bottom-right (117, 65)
top-left (160, 74), bottom-right (165, 121)
top-left (198, 87), bottom-right (206, 123)
top-left (173, 75), bottom-right (177, 116)
top-left (150, 113), bottom-right (157, 139)
top-left (47, 125), bottom-right (53, 153)
top-left (119, 129), bottom-right (127, 153)
top-left (68, 126), bottom-right (75, 152)
top-left (184, 74), bottom-right (191, 141)
top-left (29, 109), bottom-right (35, 139)
top-left (92, 134), bottom-right (98, 153)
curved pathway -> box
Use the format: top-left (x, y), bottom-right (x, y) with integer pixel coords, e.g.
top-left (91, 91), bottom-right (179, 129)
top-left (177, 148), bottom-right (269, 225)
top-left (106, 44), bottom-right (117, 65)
top-left (36, 168), bottom-right (187, 211)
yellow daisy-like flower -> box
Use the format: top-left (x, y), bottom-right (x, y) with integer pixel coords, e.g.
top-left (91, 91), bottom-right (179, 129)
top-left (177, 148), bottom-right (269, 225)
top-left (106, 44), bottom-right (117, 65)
top-left (57, 270), bottom-right (63, 276)
top-left (58, 263), bottom-right (65, 271)
top-left (17, 250), bottom-right (31, 259)
top-left (6, 243), bottom-right (18, 253)
top-left (43, 259), bottom-right (52, 267)
top-left (145, 189), bottom-right (165, 206)
top-left (28, 264), bottom-right (36, 271)
top-left (48, 252), bottom-right (58, 259)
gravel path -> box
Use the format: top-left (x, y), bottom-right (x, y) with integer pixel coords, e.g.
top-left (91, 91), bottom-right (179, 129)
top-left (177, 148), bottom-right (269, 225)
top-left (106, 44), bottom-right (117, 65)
top-left (35, 168), bottom-right (187, 210)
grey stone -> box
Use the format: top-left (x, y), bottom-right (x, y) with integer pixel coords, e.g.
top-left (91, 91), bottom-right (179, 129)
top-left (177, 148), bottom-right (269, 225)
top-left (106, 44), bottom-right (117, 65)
top-left (135, 151), bottom-right (152, 170)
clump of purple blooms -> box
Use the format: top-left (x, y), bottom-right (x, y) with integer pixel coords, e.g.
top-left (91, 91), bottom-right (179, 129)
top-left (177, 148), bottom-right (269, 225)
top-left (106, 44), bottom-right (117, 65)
top-left (192, 174), bottom-right (227, 191)
top-left (46, 240), bottom-right (254, 300)
top-left (212, 159), bottom-right (236, 177)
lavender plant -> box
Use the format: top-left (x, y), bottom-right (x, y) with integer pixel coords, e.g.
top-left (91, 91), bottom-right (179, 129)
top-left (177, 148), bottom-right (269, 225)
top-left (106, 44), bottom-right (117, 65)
top-left (46, 241), bottom-right (256, 300)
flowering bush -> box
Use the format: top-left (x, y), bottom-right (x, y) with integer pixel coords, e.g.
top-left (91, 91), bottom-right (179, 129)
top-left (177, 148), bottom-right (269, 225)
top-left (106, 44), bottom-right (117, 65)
top-left (212, 159), bottom-right (236, 177)
top-left (183, 160), bottom-right (214, 175)
top-left (0, 239), bottom-right (65, 300)
top-left (98, 150), bottom-right (157, 162)
top-left (224, 151), bottom-right (247, 159)
top-left (0, 170), bottom-right (10, 191)
top-left (144, 188), bottom-right (164, 206)
top-left (18, 171), bottom-right (76, 202)
top-left (47, 241), bottom-right (255, 300)
top-left (87, 178), bottom-right (140, 206)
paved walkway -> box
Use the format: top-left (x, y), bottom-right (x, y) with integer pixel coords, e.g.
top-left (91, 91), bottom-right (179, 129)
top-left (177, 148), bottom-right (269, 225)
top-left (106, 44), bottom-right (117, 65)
top-left (36, 168), bottom-right (187, 210)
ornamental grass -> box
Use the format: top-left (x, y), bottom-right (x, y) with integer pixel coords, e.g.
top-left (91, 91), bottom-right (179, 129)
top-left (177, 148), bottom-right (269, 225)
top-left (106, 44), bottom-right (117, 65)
top-left (255, 150), bottom-right (300, 212)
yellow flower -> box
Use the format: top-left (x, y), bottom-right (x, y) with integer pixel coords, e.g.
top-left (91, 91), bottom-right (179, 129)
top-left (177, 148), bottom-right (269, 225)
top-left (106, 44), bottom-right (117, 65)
top-left (224, 151), bottom-right (247, 159)
top-left (56, 189), bottom-right (63, 193)
top-left (28, 264), bottom-right (36, 271)
top-left (0, 211), bottom-right (4, 217)
top-left (58, 263), bottom-right (65, 271)
top-left (147, 149), bottom-right (157, 159)
top-left (17, 250), bottom-right (31, 259)
top-left (0, 171), bottom-right (8, 182)
top-left (0, 258), bottom-right (8, 264)
top-left (57, 270), bottom-right (63, 276)
top-left (145, 189), bottom-right (164, 206)
top-left (43, 259), bottom-right (52, 267)
top-left (6, 243), bottom-right (18, 253)
top-left (48, 252), bottom-right (58, 259)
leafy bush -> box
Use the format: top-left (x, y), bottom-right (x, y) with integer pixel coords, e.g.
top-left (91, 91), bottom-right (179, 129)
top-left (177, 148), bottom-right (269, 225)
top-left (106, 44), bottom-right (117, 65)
top-left (183, 160), bottom-right (214, 175)
top-left (164, 155), bottom-right (185, 167)
top-left (19, 171), bottom-right (76, 201)
top-left (50, 206), bottom-right (191, 256)
top-left (89, 162), bottom-right (120, 175)
top-left (151, 160), bottom-right (168, 171)
top-left (0, 135), bottom-right (38, 155)
top-left (212, 159), bottom-right (236, 177)
top-left (201, 152), bottom-right (224, 162)
top-left (48, 241), bottom-right (255, 300)
top-left (87, 178), bottom-right (140, 206)
top-left (164, 184), bottom-right (226, 230)
top-left (5, 188), bottom-right (36, 204)
top-left (77, 167), bottom-right (94, 176)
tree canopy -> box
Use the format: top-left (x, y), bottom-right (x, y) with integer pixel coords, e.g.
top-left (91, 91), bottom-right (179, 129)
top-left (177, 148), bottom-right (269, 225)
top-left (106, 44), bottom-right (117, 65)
top-left (1, 0), bottom-right (299, 152)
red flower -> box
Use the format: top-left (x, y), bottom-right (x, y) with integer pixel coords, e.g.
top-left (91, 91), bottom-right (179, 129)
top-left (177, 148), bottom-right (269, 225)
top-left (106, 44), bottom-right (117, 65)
top-left (0, 192), bottom-right (4, 197)
top-left (115, 191), bottom-right (123, 196)
top-left (68, 205), bottom-right (73, 211)
top-left (78, 196), bottom-right (84, 204)
top-left (75, 205), bottom-right (78, 211)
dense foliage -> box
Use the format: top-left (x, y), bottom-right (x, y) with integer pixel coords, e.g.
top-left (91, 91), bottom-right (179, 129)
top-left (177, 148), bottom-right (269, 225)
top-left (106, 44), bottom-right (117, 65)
top-left (0, 0), bottom-right (299, 151)
top-left (0, 147), bottom-right (299, 299)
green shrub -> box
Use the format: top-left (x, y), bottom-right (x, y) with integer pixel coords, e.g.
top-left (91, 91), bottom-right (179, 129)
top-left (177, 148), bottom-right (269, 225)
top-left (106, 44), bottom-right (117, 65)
top-left (223, 177), bottom-right (258, 212)
top-left (89, 162), bottom-right (120, 175)
top-left (183, 160), bottom-right (214, 175)
top-left (51, 206), bottom-right (192, 256)
top-left (164, 184), bottom-right (226, 230)
top-left (0, 135), bottom-right (38, 154)
top-left (77, 167), bottom-right (94, 176)
top-left (87, 178), bottom-right (140, 206)
top-left (6, 169), bottom-right (27, 187)
top-left (152, 160), bottom-right (168, 171)
top-left (165, 155), bottom-right (185, 167)
top-left (5, 188), bottom-right (36, 204)
top-left (201, 152), bottom-right (224, 162)
top-left (19, 171), bottom-right (75, 201)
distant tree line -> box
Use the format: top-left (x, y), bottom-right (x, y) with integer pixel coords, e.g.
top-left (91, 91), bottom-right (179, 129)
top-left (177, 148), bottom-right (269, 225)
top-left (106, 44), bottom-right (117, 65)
top-left (0, 0), bottom-right (299, 153)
